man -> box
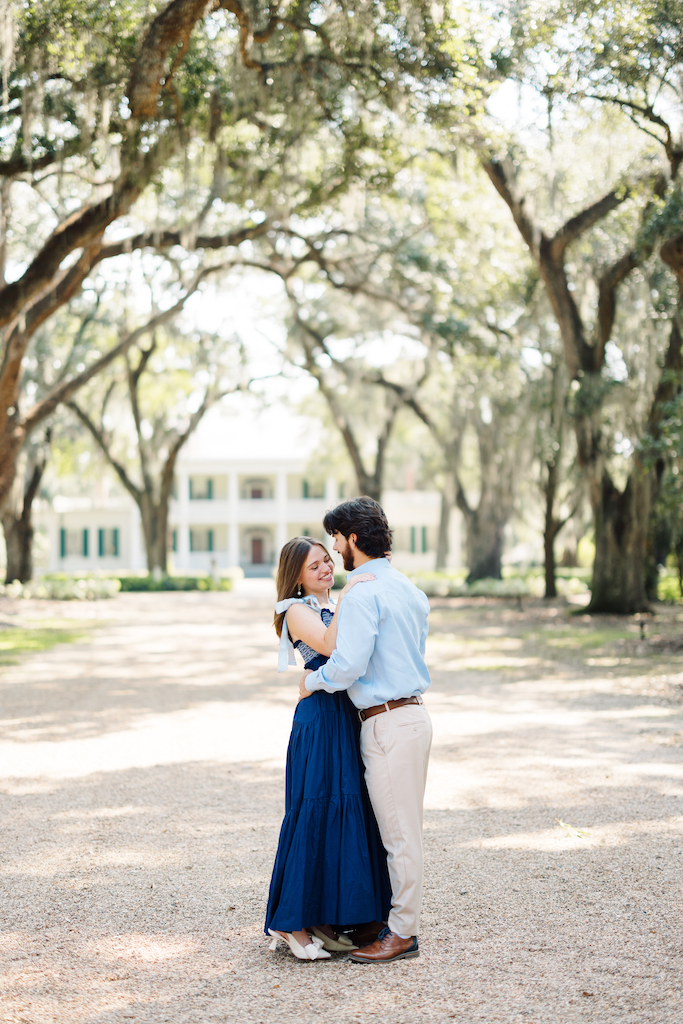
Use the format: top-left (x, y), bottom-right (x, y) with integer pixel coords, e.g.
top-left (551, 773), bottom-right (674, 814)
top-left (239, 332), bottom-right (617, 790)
top-left (299, 496), bottom-right (432, 964)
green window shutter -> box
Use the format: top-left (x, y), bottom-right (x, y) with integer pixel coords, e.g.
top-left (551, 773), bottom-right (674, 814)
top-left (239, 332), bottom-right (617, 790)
top-left (410, 526), bottom-right (416, 554)
top-left (60, 528), bottom-right (66, 558)
top-left (98, 529), bottom-right (104, 557)
top-left (189, 530), bottom-right (194, 552)
top-left (207, 479), bottom-right (213, 500)
top-left (172, 530), bottom-right (177, 552)
top-left (303, 479), bottom-right (309, 498)
top-left (112, 529), bottom-right (119, 557)
top-left (188, 478), bottom-right (193, 500)
top-left (208, 530), bottom-right (213, 552)
top-left (421, 526), bottom-right (427, 553)
top-left (83, 529), bottom-right (89, 557)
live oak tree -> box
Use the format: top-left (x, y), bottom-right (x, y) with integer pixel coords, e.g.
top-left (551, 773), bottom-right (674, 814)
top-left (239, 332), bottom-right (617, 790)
top-left (0, 0), bottom-right (459, 569)
top-left (285, 277), bottom-right (404, 504)
top-left (481, 0), bottom-right (683, 611)
top-left (316, 149), bottom-right (535, 582)
top-left (66, 276), bottom-right (245, 575)
top-left (1, 426), bottom-right (50, 584)
top-left (4, 250), bottom-right (228, 579)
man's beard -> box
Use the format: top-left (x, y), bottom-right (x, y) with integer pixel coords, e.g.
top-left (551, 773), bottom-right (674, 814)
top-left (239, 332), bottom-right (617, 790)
top-left (340, 540), bottom-right (355, 572)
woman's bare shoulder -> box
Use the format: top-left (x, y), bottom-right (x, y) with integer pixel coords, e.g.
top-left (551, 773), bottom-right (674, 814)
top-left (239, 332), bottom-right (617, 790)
top-left (286, 602), bottom-right (324, 625)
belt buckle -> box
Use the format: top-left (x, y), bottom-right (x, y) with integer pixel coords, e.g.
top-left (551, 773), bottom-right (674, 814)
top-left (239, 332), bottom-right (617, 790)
top-left (358, 709), bottom-right (366, 723)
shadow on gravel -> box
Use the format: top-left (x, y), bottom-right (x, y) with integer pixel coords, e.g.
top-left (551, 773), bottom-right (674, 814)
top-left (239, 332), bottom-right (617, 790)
top-left (1, 760), bottom-right (682, 1024)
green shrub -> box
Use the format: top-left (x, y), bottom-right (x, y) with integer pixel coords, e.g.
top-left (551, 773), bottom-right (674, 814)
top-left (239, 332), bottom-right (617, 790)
top-left (408, 572), bottom-right (531, 598)
top-left (658, 573), bottom-right (682, 604)
top-left (1, 572), bottom-right (235, 600)
top-left (117, 575), bottom-right (233, 592)
top-left (2, 576), bottom-right (121, 600)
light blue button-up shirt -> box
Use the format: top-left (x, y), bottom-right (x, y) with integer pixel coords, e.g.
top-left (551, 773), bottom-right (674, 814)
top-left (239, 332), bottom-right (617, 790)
top-left (304, 557), bottom-right (431, 710)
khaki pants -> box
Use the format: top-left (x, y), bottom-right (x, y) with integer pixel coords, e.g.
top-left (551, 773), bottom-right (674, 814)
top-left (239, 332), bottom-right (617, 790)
top-left (360, 703), bottom-right (432, 937)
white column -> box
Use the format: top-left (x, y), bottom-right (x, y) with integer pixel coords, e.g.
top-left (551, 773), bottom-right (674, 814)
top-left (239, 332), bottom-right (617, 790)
top-left (177, 470), bottom-right (190, 569)
top-left (275, 470), bottom-right (288, 559)
top-left (325, 475), bottom-right (337, 508)
top-left (228, 470), bottom-right (239, 567)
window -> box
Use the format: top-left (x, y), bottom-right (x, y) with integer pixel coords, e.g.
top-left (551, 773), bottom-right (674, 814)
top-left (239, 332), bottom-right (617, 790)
top-left (60, 528), bottom-right (89, 557)
top-left (242, 477), bottom-right (272, 499)
top-left (97, 528), bottom-right (119, 557)
top-left (410, 526), bottom-right (416, 554)
top-left (189, 528), bottom-right (214, 552)
top-left (421, 526), bottom-right (428, 553)
top-left (189, 477), bottom-right (213, 500)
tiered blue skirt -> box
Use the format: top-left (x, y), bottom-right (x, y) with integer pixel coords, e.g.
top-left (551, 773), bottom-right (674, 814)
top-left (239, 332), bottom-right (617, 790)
top-left (265, 684), bottom-right (391, 933)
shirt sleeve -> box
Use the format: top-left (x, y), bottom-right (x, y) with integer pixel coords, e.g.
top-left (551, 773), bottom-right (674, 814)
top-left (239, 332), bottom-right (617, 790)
top-left (419, 609), bottom-right (429, 657)
top-left (305, 590), bottom-right (379, 694)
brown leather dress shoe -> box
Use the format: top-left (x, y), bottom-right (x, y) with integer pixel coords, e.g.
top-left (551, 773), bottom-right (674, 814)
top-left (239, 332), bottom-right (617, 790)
top-left (348, 927), bottom-right (419, 964)
top-left (345, 921), bottom-right (387, 948)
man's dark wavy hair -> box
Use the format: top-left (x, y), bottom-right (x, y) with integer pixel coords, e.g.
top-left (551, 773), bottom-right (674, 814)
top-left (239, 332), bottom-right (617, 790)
top-left (323, 496), bottom-right (392, 558)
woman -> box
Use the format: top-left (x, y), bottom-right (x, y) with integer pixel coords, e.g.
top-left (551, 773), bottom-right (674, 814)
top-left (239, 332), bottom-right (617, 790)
top-left (265, 536), bottom-right (391, 961)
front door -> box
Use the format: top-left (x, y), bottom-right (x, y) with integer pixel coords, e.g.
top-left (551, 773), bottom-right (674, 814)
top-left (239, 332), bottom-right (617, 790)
top-left (251, 537), bottom-right (263, 564)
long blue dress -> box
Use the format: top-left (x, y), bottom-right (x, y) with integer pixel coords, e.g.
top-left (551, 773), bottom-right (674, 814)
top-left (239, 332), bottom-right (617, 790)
top-left (265, 607), bottom-right (391, 933)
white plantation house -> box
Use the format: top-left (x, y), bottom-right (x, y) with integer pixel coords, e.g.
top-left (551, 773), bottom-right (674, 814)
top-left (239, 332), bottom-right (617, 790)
top-left (38, 409), bottom-right (461, 576)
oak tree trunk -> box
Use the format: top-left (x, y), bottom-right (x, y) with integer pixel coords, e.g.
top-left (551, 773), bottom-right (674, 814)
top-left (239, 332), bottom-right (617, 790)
top-left (140, 495), bottom-right (169, 575)
top-left (543, 460), bottom-right (559, 599)
top-left (544, 530), bottom-right (557, 599)
top-left (435, 489), bottom-right (450, 571)
top-left (357, 476), bottom-right (382, 503)
top-left (465, 503), bottom-right (505, 583)
top-left (2, 510), bottom-right (34, 583)
top-left (587, 466), bottom-right (653, 613)
top-left (1, 452), bottom-right (47, 583)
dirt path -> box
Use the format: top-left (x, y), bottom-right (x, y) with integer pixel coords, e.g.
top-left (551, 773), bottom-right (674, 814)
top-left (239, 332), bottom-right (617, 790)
top-left (1, 586), bottom-right (682, 1024)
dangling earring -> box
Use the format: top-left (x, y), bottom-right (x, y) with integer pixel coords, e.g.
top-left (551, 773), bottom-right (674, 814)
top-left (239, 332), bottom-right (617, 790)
top-left (297, 583), bottom-right (303, 597)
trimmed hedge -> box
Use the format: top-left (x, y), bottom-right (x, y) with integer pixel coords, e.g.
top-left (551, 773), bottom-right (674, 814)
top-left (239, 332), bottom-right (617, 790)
top-left (117, 575), bottom-right (233, 592)
top-left (3, 576), bottom-right (121, 600)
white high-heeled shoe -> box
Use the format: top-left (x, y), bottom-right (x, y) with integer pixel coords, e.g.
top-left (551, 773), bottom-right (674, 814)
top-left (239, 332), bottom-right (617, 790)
top-left (310, 926), bottom-right (358, 951)
top-left (268, 929), bottom-right (331, 960)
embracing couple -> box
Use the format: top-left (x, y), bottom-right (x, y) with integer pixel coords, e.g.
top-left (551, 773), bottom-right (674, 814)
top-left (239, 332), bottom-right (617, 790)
top-left (265, 496), bottom-right (433, 964)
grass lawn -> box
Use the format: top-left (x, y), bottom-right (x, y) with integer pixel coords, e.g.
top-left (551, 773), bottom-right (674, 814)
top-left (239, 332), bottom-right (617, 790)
top-left (0, 621), bottom-right (88, 665)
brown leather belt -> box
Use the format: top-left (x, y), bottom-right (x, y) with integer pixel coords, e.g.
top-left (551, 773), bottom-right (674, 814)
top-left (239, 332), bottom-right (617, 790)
top-left (358, 695), bottom-right (423, 722)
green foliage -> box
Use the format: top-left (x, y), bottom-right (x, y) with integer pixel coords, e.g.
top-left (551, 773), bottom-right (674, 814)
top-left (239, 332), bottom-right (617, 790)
top-left (408, 571), bottom-right (530, 598)
top-left (117, 574), bottom-right (232, 592)
top-left (658, 571), bottom-right (683, 604)
top-left (3, 576), bottom-right (120, 600)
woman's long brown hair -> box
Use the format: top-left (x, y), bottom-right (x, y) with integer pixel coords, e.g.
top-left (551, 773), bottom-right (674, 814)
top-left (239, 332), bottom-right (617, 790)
top-left (274, 536), bottom-right (332, 637)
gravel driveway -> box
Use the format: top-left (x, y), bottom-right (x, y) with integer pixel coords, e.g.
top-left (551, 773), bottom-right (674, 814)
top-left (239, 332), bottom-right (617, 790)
top-left (1, 584), bottom-right (682, 1024)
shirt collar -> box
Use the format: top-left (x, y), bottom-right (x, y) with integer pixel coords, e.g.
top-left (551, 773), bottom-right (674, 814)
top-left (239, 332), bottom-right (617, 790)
top-left (347, 556), bottom-right (390, 578)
